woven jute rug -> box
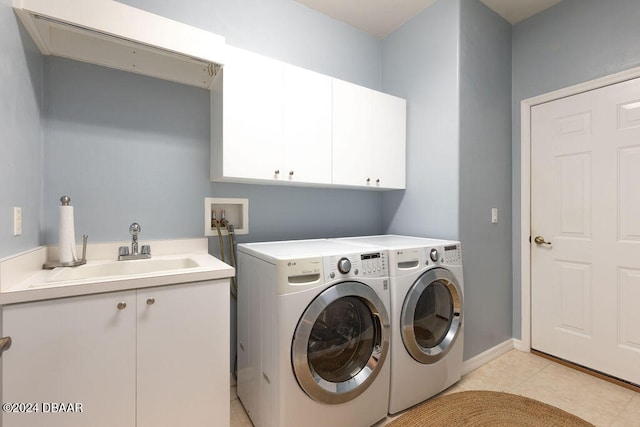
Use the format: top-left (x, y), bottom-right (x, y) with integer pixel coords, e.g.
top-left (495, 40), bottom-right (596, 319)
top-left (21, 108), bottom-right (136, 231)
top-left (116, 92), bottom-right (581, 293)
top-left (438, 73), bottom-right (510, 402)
top-left (386, 390), bottom-right (594, 427)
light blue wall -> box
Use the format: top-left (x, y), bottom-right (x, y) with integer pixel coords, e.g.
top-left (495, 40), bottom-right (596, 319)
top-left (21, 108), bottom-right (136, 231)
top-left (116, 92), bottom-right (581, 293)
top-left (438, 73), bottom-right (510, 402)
top-left (40, 0), bottom-right (384, 377)
top-left (381, 0), bottom-right (513, 360)
top-left (3, 0), bottom-right (551, 369)
top-left (41, 0), bottom-right (384, 246)
top-left (381, 0), bottom-right (460, 240)
top-left (42, 57), bottom-right (213, 244)
top-left (459, 0), bottom-right (512, 359)
top-left (119, 0), bottom-right (381, 90)
top-left (0, 1), bottom-right (43, 258)
top-left (511, 0), bottom-right (640, 338)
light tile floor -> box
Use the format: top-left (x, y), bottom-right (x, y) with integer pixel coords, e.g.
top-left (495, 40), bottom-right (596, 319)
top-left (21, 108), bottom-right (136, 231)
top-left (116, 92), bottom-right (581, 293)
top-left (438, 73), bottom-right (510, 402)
top-left (230, 350), bottom-right (640, 426)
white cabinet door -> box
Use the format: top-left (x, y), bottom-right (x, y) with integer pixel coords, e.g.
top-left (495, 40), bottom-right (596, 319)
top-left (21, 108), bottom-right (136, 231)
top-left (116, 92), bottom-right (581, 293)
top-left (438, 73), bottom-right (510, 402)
top-left (332, 79), bottom-right (373, 187)
top-left (333, 80), bottom-right (407, 189)
top-left (282, 65), bottom-right (332, 185)
top-left (220, 47), bottom-right (284, 181)
top-left (2, 291), bottom-right (137, 427)
top-left (213, 48), bottom-right (333, 186)
top-left (371, 91), bottom-right (406, 189)
top-left (137, 280), bottom-right (230, 427)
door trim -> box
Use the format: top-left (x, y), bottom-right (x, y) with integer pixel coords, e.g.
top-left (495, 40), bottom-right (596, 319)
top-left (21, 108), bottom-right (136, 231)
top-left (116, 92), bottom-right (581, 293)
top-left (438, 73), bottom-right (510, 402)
top-left (520, 65), bottom-right (640, 351)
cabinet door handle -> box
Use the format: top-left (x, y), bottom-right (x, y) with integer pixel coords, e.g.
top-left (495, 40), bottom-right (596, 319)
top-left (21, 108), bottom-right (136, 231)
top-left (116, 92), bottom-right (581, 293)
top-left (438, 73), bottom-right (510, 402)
top-left (117, 302), bottom-right (127, 310)
top-left (376, 178), bottom-right (380, 184)
top-left (289, 170), bottom-right (294, 176)
top-left (366, 178), bottom-right (371, 183)
top-left (0, 336), bottom-right (12, 357)
top-left (274, 169), bottom-right (280, 175)
top-left (146, 297), bottom-right (156, 306)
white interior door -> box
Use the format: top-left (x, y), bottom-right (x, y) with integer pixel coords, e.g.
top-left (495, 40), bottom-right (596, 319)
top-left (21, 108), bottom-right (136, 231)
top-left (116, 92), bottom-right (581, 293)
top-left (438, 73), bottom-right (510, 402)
top-left (531, 77), bottom-right (640, 386)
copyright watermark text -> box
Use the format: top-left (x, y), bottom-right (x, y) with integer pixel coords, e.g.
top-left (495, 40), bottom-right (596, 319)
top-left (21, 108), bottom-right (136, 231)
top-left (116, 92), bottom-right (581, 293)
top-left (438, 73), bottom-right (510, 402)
top-left (2, 402), bottom-right (83, 413)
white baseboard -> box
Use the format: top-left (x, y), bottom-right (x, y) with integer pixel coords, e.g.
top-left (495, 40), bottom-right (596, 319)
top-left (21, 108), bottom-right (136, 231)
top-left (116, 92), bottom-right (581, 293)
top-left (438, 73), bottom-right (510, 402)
top-left (462, 338), bottom-right (520, 375)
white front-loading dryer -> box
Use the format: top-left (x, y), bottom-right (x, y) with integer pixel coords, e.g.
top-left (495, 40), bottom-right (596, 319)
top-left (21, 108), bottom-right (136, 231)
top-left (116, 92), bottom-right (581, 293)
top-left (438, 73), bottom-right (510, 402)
top-left (337, 235), bottom-right (464, 414)
top-left (236, 239), bottom-right (391, 427)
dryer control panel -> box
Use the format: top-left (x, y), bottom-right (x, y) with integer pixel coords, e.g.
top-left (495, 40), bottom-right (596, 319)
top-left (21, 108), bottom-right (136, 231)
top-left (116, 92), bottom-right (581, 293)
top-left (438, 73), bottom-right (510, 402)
top-left (326, 252), bottom-right (387, 279)
top-left (423, 244), bottom-right (462, 265)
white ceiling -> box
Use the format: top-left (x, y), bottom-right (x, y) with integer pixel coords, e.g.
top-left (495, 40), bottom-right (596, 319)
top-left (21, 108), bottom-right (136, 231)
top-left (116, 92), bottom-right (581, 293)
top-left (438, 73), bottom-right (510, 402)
top-left (294, 0), bottom-right (563, 38)
top-left (480, 0), bottom-right (563, 25)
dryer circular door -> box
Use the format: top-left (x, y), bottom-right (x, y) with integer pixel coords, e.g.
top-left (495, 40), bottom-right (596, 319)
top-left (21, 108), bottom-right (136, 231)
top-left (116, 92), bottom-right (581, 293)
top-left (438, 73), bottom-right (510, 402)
top-left (401, 267), bottom-right (463, 364)
top-left (292, 281), bottom-right (390, 404)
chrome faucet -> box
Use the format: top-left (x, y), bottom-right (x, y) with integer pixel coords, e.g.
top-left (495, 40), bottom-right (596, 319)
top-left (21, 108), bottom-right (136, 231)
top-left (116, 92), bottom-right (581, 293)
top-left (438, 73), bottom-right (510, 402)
top-left (130, 222), bottom-right (140, 255)
top-left (118, 222), bottom-right (151, 261)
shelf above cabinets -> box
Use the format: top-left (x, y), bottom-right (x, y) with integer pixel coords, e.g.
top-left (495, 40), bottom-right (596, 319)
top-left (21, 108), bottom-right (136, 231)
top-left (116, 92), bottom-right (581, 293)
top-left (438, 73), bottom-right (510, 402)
top-left (211, 46), bottom-right (406, 190)
top-left (13, 0), bottom-right (225, 88)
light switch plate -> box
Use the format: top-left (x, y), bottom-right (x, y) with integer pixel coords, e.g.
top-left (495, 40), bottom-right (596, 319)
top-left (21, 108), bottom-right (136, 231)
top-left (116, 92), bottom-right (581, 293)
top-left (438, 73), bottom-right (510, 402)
top-left (491, 208), bottom-right (498, 224)
top-left (13, 207), bottom-right (22, 236)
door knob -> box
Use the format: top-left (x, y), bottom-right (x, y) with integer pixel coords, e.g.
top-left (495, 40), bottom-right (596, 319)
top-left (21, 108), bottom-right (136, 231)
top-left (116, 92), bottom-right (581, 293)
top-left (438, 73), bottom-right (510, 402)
top-left (0, 336), bottom-right (11, 357)
top-left (534, 236), bottom-right (552, 245)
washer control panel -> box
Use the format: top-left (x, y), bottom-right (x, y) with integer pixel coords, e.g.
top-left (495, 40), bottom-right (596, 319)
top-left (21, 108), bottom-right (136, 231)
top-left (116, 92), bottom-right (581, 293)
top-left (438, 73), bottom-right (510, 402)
top-left (326, 252), bottom-right (387, 279)
top-left (360, 252), bottom-right (386, 276)
top-left (443, 244), bottom-right (462, 264)
top-left (337, 257), bottom-right (352, 274)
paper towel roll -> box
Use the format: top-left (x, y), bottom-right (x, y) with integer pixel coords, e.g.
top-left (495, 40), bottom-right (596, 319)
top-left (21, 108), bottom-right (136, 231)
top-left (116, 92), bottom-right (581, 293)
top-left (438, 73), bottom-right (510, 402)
top-left (59, 205), bottom-right (77, 264)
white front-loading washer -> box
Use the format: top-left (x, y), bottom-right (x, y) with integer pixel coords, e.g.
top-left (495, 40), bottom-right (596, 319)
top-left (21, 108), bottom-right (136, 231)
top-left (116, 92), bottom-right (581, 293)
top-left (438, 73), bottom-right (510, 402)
top-left (236, 239), bottom-right (391, 427)
top-left (337, 235), bottom-right (464, 414)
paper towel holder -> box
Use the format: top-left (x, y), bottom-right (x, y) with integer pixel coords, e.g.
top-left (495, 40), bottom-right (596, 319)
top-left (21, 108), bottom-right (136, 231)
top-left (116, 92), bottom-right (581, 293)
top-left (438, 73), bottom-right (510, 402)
top-left (43, 196), bottom-right (88, 269)
top-left (43, 234), bottom-right (88, 269)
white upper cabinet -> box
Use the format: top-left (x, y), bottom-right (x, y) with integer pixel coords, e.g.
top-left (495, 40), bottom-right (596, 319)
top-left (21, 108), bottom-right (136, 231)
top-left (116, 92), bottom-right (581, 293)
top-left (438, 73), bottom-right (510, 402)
top-left (212, 47), bottom-right (285, 182)
top-left (332, 79), bottom-right (374, 187)
top-left (282, 65), bottom-right (333, 185)
top-left (211, 46), bottom-right (406, 190)
top-left (212, 47), bottom-right (332, 185)
top-left (333, 80), bottom-right (406, 189)
top-left (371, 90), bottom-right (407, 189)
top-left (13, 0), bottom-right (225, 88)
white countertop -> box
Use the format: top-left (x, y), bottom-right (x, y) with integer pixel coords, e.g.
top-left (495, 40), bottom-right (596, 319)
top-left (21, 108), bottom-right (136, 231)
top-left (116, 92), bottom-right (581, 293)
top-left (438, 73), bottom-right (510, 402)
top-left (0, 239), bottom-right (234, 305)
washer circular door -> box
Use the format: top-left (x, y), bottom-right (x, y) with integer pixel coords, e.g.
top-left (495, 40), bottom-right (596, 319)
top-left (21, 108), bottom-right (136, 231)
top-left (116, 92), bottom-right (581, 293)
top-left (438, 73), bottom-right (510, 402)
top-left (292, 281), bottom-right (390, 404)
top-left (401, 268), bottom-right (463, 364)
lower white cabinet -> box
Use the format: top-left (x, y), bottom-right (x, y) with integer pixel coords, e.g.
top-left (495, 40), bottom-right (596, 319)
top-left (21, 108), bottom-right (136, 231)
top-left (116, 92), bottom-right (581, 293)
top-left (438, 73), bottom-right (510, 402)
top-left (1, 280), bottom-right (229, 427)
